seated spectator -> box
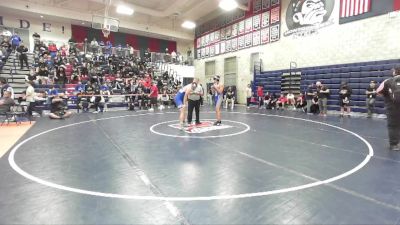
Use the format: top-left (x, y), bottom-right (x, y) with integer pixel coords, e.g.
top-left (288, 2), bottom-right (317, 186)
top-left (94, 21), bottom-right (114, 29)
top-left (263, 92), bottom-right (271, 108)
top-left (286, 92), bottom-right (296, 109)
top-left (295, 93), bottom-right (306, 111)
top-left (160, 89), bottom-right (170, 109)
top-left (91, 90), bottom-right (105, 113)
top-left (225, 86), bottom-right (235, 109)
top-left (49, 93), bottom-right (72, 119)
top-left (0, 91), bottom-right (15, 113)
top-left (310, 94), bottom-right (320, 114)
top-left (276, 94), bottom-right (287, 110)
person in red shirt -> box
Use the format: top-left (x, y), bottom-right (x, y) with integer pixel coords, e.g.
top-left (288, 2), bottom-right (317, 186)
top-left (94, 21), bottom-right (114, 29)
top-left (276, 94), bottom-right (287, 110)
top-left (257, 86), bottom-right (264, 108)
top-left (148, 82), bottom-right (159, 111)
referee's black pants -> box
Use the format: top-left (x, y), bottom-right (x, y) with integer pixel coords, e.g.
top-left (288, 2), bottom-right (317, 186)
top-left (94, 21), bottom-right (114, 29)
top-left (187, 99), bottom-right (200, 124)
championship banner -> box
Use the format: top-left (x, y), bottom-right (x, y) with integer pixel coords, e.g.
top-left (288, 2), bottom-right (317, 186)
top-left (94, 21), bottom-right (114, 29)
top-left (220, 41), bottom-right (226, 54)
top-left (197, 49), bottom-right (201, 59)
top-left (215, 43), bottom-right (220, 55)
top-left (221, 27), bottom-right (226, 40)
top-left (271, 0), bottom-right (280, 7)
top-left (231, 37), bottom-right (238, 51)
top-left (271, 6), bottom-right (280, 24)
top-left (210, 44), bottom-right (215, 56)
top-left (196, 38), bottom-right (201, 48)
top-left (253, 31), bottom-right (261, 46)
top-left (253, 14), bottom-right (261, 30)
top-left (231, 23), bottom-right (238, 37)
top-left (238, 20), bottom-right (245, 35)
top-left (254, 0), bottom-right (262, 13)
top-left (225, 25), bottom-right (232, 39)
top-left (245, 18), bottom-right (253, 33)
top-left (214, 30), bottom-right (220, 42)
top-left (201, 48), bottom-right (205, 58)
top-left (270, 24), bottom-right (280, 42)
top-left (263, 0), bottom-right (271, 9)
top-left (205, 34), bottom-right (210, 46)
top-left (210, 32), bottom-right (215, 44)
top-left (225, 39), bottom-right (232, 52)
top-left (261, 28), bottom-right (270, 44)
top-left (205, 46), bottom-right (210, 57)
top-left (261, 11), bottom-right (270, 28)
top-left (238, 35), bottom-right (245, 49)
top-left (245, 33), bottom-right (252, 47)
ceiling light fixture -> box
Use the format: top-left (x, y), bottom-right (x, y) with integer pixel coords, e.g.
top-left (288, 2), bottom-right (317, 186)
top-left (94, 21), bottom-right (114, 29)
top-left (116, 5), bottom-right (134, 15)
top-left (219, 0), bottom-right (238, 11)
top-left (40, 15), bottom-right (44, 18)
top-left (181, 21), bottom-right (196, 29)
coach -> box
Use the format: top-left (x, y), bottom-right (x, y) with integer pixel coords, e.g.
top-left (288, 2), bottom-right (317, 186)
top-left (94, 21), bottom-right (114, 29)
top-left (187, 78), bottom-right (203, 125)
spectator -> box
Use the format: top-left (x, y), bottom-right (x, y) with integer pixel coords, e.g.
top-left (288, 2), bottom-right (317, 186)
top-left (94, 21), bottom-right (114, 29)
top-left (287, 92), bottom-right (295, 109)
top-left (263, 92), bottom-right (271, 109)
top-left (0, 90), bottom-right (15, 113)
top-left (276, 94), bottom-right (287, 110)
top-left (16, 42), bottom-right (29, 70)
top-left (305, 83), bottom-right (315, 114)
top-left (49, 93), bottom-right (72, 119)
top-left (377, 65), bottom-right (400, 151)
top-left (257, 85), bottom-right (264, 108)
top-left (246, 84), bottom-right (252, 109)
top-left (366, 80), bottom-right (377, 118)
top-left (160, 89), bottom-right (170, 109)
top-left (148, 81), bottom-right (159, 111)
top-left (310, 94), bottom-right (320, 114)
top-left (225, 86), bottom-right (235, 109)
top-left (316, 81), bottom-right (330, 116)
top-left (10, 32), bottom-right (21, 52)
top-left (295, 93), bottom-right (306, 111)
top-left (0, 77), bottom-right (14, 99)
top-left (25, 81), bottom-right (36, 118)
top-left (339, 82), bottom-right (352, 117)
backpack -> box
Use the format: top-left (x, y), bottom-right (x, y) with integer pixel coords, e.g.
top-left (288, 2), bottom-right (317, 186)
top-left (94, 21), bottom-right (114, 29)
top-left (388, 76), bottom-right (400, 104)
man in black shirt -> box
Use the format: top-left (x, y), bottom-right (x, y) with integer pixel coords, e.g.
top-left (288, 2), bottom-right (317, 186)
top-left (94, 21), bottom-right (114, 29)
top-left (339, 82), bottom-right (352, 117)
top-left (16, 43), bottom-right (29, 69)
top-left (377, 66), bottom-right (400, 151)
top-left (305, 84), bottom-right (315, 114)
top-left (366, 80), bottom-right (377, 118)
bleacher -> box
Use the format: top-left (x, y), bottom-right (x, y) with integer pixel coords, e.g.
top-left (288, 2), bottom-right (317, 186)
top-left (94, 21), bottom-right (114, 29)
top-left (254, 59), bottom-right (400, 114)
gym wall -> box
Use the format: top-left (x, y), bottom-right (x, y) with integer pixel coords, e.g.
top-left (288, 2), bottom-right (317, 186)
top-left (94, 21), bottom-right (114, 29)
top-left (194, 0), bottom-right (400, 104)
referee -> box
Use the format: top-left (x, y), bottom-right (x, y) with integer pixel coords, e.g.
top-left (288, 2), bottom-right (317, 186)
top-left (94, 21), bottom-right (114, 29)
top-left (187, 78), bottom-right (203, 125)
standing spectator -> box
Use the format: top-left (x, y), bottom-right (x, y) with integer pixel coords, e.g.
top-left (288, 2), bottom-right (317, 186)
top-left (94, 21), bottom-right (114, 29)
top-left (32, 32), bottom-right (41, 52)
top-left (16, 43), bottom-right (29, 69)
top-left (306, 84), bottom-right (315, 114)
top-left (339, 82), bottom-right (352, 117)
top-left (377, 66), bottom-right (400, 151)
top-left (246, 84), bottom-right (252, 108)
top-left (187, 78), bottom-right (203, 125)
top-left (25, 81), bottom-right (36, 118)
top-left (0, 77), bottom-right (14, 99)
top-left (148, 81), bottom-right (159, 111)
top-left (257, 85), bottom-right (264, 108)
top-left (366, 80), bottom-right (377, 118)
top-left (10, 32), bottom-right (21, 52)
top-left (316, 81), bottom-right (330, 116)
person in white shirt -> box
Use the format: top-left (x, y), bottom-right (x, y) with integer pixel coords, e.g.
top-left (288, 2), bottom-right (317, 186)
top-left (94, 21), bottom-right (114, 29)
top-left (246, 84), bottom-right (252, 108)
top-left (25, 81), bottom-right (36, 118)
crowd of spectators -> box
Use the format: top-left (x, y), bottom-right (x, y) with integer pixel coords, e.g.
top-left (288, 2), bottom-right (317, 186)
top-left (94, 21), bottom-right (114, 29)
top-left (249, 80), bottom-right (378, 117)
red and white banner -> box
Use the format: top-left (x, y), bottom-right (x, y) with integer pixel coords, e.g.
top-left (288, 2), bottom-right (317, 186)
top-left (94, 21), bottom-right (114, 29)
top-left (340, 0), bottom-right (371, 18)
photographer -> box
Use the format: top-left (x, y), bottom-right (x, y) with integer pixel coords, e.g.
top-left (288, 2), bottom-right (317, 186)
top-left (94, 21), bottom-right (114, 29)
top-left (49, 93), bottom-right (72, 119)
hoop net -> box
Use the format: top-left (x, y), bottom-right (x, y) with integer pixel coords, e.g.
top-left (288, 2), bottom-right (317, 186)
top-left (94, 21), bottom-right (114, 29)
top-left (102, 27), bottom-right (111, 38)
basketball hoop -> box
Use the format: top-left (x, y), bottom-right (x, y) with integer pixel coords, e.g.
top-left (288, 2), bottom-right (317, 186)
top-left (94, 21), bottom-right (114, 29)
top-left (102, 27), bottom-right (111, 38)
